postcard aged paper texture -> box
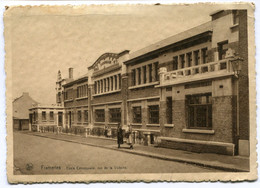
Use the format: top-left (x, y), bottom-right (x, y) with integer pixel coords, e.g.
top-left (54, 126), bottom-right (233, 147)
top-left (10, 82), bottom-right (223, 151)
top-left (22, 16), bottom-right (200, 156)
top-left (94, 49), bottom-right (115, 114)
top-left (4, 3), bottom-right (257, 183)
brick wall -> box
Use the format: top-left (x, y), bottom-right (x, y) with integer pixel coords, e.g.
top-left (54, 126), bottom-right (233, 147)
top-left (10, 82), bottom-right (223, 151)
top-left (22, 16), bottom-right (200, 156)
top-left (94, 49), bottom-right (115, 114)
top-left (161, 100), bottom-right (186, 137)
top-left (238, 10), bottom-right (249, 140)
top-left (128, 87), bottom-right (159, 100)
top-left (161, 96), bottom-right (234, 143)
top-left (212, 96), bottom-right (234, 143)
top-left (92, 92), bottom-right (122, 104)
top-left (121, 74), bottom-right (128, 125)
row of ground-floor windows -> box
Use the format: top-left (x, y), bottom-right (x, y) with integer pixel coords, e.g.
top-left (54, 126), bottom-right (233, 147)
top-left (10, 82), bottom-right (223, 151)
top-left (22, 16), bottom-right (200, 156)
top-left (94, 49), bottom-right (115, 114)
top-left (32, 111), bottom-right (54, 122)
top-left (65, 110), bottom-right (88, 124)
top-left (63, 92), bottom-right (212, 129)
top-left (132, 105), bottom-right (160, 124)
top-left (130, 93), bottom-right (212, 128)
top-left (94, 106), bottom-right (160, 124)
top-left (95, 108), bottom-right (121, 123)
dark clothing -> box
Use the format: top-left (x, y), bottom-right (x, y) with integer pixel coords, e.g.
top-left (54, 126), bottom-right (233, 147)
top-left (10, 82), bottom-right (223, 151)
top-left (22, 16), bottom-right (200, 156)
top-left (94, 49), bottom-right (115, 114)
top-left (117, 127), bottom-right (124, 145)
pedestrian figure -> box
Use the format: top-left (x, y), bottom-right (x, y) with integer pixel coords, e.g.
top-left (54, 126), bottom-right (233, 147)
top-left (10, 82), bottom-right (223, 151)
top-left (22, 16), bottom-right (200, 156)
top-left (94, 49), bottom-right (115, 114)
top-left (117, 122), bottom-right (123, 148)
top-left (107, 127), bottom-right (112, 138)
top-left (126, 124), bottom-right (134, 149)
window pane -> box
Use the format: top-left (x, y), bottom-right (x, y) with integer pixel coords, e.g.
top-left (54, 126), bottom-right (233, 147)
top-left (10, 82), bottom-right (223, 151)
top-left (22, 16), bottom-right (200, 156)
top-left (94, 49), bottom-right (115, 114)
top-left (166, 97), bottom-right (172, 124)
top-left (78, 111), bottom-right (81, 122)
top-left (42, 111), bottom-right (46, 121)
top-left (189, 106), bottom-right (195, 127)
top-left (50, 111), bottom-right (54, 121)
top-left (143, 66), bottom-right (146, 84)
top-left (109, 108), bottom-right (121, 123)
top-left (95, 109), bottom-right (105, 122)
top-left (186, 93), bottom-right (212, 129)
top-left (133, 106), bottom-right (142, 123)
top-left (84, 110), bottom-right (88, 122)
top-left (196, 106), bottom-right (207, 127)
top-left (173, 56), bottom-right (178, 70)
top-left (154, 62), bottom-right (159, 81)
top-left (148, 105), bottom-right (159, 124)
top-left (132, 69), bottom-right (136, 86)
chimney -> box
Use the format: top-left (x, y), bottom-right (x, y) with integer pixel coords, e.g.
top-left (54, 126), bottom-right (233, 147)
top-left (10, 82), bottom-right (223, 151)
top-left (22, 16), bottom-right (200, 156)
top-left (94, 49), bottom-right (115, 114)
top-left (23, 92), bottom-right (29, 96)
top-left (68, 68), bottom-right (73, 79)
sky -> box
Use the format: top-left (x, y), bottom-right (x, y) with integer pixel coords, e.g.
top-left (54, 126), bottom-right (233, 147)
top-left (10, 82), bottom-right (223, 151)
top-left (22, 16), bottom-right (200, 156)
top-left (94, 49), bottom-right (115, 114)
top-left (8, 4), bottom-right (246, 104)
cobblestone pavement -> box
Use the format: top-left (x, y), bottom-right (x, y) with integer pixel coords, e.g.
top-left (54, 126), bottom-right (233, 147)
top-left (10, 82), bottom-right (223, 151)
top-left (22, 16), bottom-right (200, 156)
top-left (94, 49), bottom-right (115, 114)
top-left (13, 132), bottom-right (223, 175)
top-left (19, 131), bottom-right (249, 172)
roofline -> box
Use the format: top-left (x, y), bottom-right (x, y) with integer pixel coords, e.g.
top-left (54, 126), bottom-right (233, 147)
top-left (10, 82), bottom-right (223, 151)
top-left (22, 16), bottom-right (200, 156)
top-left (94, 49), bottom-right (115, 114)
top-left (124, 30), bottom-right (212, 65)
top-left (209, 10), bottom-right (224, 16)
top-left (63, 76), bottom-right (88, 87)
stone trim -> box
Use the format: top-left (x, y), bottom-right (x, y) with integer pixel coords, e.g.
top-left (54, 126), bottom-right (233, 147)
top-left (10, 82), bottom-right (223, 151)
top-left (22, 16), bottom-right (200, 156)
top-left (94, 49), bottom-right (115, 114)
top-left (129, 81), bottom-right (159, 90)
top-left (131, 123), bottom-right (142, 126)
top-left (146, 124), bottom-right (160, 127)
top-left (93, 89), bottom-right (121, 97)
top-left (133, 128), bottom-right (160, 133)
top-left (75, 96), bottom-right (88, 101)
top-left (127, 96), bottom-right (159, 102)
top-left (164, 124), bottom-right (174, 128)
top-left (92, 101), bottom-right (122, 106)
top-left (182, 128), bottom-right (215, 134)
top-left (159, 136), bottom-right (233, 147)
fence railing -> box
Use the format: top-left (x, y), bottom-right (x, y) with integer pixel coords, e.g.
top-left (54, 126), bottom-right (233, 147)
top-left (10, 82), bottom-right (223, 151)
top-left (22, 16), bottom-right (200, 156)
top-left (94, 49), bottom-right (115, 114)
top-left (160, 59), bottom-right (233, 85)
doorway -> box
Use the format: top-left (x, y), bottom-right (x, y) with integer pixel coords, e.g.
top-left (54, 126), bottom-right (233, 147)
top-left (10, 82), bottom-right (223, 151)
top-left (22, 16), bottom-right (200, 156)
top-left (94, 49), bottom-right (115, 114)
top-left (69, 111), bottom-right (72, 128)
top-left (58, 112), bottom-right (63, 127)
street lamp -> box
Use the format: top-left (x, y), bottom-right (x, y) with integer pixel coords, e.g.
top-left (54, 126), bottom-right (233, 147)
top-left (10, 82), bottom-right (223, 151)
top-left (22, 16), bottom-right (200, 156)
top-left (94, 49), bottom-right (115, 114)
top-left (230, 57), bottom-right (243, 78)
top-left (229, 56), bottom-right (243, 153)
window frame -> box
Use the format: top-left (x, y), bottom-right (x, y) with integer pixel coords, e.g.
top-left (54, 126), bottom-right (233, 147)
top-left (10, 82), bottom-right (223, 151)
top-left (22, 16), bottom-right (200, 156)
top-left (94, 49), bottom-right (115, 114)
top-left (154, 62), bottom-right (159, 81)
top-left (218, 41), bottom-right (229, 60)
top-left (201, 48), bottom-right (208, 64)
top-left (133, 106), bottom-right (142, 123)
top-left (95, 109), bottom-right (105, 122)
top-left (42, 111), bottom-right (46, 121)
top-left (84, 110), bottom-right (88, 123)
top-left (132, 69), bottom-right (136, 86)
top-left (232, 10), bottom-right (239, 25)
top-left (148, 105), bottom-right (159, 124)
top-left (166, 97), bottom-right (173, 124)
top-left (173, 56), bottom-right (178, 70)
top-left (50, 111), bottom-right (54, 121)
top-left (148, 64), bottom-right (153, 82)
top-left (186, 93), bottom-right (212, 129)
top-left (109, 108), bottom-right (121, 123)
top-left (77, 110), bottom-right (82, 123)
top-left (143, 66), bottom-right (147, 84)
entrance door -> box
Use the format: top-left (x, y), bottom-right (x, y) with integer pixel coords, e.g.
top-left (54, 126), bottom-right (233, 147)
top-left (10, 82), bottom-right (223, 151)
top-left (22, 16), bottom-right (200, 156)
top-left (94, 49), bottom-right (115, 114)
top-left (58, 112), bottom-right (63, 127)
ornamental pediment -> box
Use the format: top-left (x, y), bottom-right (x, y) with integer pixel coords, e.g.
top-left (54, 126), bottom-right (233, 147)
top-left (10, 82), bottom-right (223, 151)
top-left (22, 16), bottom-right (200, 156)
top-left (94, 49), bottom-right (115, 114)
top-left (92, 53), bottom-right (119, 71)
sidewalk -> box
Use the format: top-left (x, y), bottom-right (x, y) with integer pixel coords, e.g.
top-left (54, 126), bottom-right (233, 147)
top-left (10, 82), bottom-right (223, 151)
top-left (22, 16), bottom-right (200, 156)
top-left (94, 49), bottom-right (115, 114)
top-left (22, 131), bottom-right (249, 172)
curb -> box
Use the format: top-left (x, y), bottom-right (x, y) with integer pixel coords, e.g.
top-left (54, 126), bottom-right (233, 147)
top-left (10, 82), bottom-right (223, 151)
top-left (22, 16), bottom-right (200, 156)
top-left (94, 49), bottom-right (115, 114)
top-left (20, 132), bottom-right (248, 172)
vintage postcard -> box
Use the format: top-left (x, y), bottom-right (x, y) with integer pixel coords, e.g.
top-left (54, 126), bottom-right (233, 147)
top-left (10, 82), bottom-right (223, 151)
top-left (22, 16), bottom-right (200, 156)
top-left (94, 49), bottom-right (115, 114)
top-left (4, 3), bottom-right (257, 183)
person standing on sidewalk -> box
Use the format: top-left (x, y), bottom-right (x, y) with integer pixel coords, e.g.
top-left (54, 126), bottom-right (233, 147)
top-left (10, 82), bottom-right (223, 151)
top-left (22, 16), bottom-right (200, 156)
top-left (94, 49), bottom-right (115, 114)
top-left (127, 124), bottom-right (134, 149)
top-left (117, 122), bottom-right (123, 148)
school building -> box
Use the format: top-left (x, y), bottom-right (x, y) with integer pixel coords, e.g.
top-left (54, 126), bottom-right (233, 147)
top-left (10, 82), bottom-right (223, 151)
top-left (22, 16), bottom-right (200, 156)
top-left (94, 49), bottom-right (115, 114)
top-left (31, 10), bottom-right (249, 156)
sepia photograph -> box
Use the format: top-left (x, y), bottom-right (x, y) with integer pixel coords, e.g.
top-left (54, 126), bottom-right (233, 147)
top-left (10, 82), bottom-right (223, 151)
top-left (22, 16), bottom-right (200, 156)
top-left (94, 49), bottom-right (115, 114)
top-left (3, 2), bottom-right (257, 183)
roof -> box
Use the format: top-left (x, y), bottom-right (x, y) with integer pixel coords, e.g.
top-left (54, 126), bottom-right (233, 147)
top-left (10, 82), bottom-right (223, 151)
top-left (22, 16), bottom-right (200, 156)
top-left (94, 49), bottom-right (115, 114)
top-left (64, 73), bottom-right (88, 87)
top-left (126, 22), bottom-right (212, 64)
top-left (29, 103), bottom-right (64, 110)
top-left (13, 92), bottom-right (39, 119)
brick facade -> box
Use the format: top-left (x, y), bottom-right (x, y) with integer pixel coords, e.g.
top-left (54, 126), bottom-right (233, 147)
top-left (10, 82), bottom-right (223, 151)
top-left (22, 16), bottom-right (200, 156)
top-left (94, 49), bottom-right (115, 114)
top-left (48, 10), bottom-right (250, 155)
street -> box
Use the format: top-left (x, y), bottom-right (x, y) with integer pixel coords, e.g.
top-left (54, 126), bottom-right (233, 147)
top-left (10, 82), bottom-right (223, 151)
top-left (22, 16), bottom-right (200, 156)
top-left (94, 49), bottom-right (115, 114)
top-left (13, 132), bottom-right (222, 174)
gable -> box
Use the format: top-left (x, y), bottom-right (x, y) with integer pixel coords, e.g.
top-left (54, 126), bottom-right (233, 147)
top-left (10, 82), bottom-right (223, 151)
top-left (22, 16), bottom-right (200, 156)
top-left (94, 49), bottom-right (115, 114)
top-left (92, 53), bottom-right (119, 71)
